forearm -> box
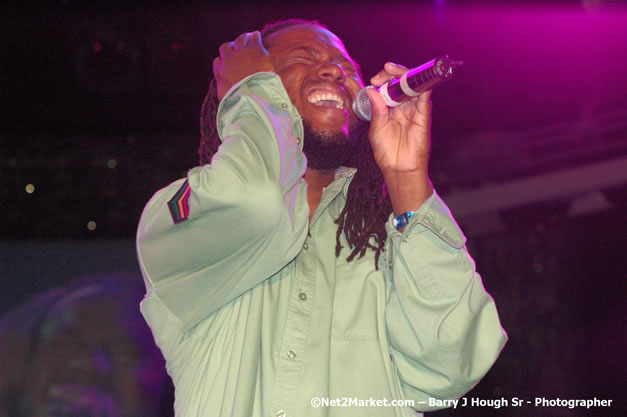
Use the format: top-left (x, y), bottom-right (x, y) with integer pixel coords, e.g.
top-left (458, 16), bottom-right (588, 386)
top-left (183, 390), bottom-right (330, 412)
top-left (138, 73), bottom-right (309, 331)
top-left (382, 169), bottom-right (433, 217)
top-left (383, 192), bottom-right (507, 409)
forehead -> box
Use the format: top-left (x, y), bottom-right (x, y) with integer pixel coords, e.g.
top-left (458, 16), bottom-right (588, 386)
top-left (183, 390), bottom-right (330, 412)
top-left (265, 24), bottom-right (352, 61)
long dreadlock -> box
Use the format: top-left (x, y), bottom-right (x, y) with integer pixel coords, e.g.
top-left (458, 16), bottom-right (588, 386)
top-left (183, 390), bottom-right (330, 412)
top-left (199, 19), bottom-right (393, 269)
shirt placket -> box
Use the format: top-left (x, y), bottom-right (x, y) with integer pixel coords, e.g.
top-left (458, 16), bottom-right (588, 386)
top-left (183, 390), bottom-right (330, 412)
top-left (269, 237), bottom-right (317, 417)
top-left (269, 176), bottom-right (350, 417)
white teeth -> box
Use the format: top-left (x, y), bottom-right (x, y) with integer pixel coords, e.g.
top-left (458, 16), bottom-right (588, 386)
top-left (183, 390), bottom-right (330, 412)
top-left (307, 91), bottom-right (344, 109)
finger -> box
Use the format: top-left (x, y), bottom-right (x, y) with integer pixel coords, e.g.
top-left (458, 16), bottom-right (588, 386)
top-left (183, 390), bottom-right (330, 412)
top-left (419, 89), bottom-right (432, 105)
top-left (219, 41), bottom-right (234, 59)
top-left (212, 56), bottom-right (221, 79)
top-left (400, 89), bottom-right (432, 128)
top-left (250, 31), bottom-right (267, 50)
top-left (370, 68), bottom-right (389, 87)
top-left (365, 87), bottom-right (389, 129)
top-left (416, 89), bottom-right (433, 119)
top-left (233, 32), bottom-right (252, 50)
top-left (384, 62), bottom-right (407, 76)
top-left (370, 62), bottom-right (408, 86)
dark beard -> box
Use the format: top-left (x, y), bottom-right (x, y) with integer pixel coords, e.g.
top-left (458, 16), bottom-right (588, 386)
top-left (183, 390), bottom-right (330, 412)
top-left (301, 121), bottom-right (362, 170)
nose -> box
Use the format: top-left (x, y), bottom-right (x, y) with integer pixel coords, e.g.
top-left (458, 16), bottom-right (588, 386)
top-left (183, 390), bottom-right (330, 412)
top-left (317, 62), bottom-right (346, 83)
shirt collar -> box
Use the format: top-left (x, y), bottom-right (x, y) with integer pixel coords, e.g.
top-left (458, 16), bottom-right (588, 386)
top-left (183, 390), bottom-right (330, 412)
top-left (334, 166), bottom-right (357, 180)
top-left (332, 166), bottom-right (357, 197)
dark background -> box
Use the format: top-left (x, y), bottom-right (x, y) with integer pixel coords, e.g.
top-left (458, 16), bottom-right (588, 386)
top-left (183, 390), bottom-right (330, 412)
top-left (2, 0), bottom-right (626, 416)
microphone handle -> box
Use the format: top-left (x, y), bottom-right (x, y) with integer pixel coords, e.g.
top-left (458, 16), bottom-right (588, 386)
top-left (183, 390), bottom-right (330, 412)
top-left (386, 55), bottom-right (457, 103)
top-left (353, 55), bottom-right (462, 121)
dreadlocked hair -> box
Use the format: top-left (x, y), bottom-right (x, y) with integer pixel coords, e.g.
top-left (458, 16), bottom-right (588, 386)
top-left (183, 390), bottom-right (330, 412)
top-left (199, 19), bottom-right (393, 269)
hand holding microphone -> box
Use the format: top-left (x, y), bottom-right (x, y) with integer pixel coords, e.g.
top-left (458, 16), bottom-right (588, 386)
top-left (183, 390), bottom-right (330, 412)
top-left (363, 57), bottom-right (462, 210)
top-left (353, 55), bottom-right (463, 121)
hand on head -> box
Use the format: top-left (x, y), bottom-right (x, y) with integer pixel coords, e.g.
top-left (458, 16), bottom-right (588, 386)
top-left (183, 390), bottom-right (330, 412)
top-left (213, 31), bottom-right (275, 101)
top-left (214, 24), bottom-right (362, 136)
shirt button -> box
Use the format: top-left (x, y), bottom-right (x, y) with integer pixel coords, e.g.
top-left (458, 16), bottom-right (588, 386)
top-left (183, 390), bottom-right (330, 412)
top-left (281, 103), bottom-right (288, 109)
top-left (303, 242), bottom-right (309, 250)
top-left (276, 410), bottom-right (286, 417)
top-left (287, 350), bottom-right (296, 359)
top-left (299, 292), bottom-right (307, 301)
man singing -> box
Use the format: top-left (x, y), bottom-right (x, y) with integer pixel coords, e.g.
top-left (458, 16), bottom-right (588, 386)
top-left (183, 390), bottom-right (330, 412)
top-left (137, 19), bottom-right (507, 417)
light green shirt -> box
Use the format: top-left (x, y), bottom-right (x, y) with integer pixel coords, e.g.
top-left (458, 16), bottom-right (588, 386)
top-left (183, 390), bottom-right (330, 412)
top-left (137, 72), bottom-right (507, 417)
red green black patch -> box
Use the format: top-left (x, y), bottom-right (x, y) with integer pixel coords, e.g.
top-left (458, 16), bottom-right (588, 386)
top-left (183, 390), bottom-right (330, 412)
top-left (168, 180), bottom-right (191, 224)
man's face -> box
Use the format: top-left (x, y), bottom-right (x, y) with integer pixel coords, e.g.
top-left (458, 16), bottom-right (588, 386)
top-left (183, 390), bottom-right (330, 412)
top-left (265, 24), bottom-right (363, 136)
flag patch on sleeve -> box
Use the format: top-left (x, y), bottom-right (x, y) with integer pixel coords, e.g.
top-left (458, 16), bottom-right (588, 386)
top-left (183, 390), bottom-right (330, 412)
top-left (167, 180), bottom-right (192, 224)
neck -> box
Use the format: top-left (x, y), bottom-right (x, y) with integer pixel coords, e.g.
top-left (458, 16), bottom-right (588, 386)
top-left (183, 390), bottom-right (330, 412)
top-left (304, 167), bottom-right (335, 190)
top-left (304, 167), bottom-right (335, 221)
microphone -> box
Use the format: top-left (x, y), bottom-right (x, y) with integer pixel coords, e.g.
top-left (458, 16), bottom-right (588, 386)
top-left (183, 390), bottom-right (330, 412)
top-left (353, 55), bottom-right (463, 121)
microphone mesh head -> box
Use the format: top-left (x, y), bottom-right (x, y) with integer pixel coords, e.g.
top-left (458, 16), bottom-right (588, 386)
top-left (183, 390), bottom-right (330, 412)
top-left (353, 87), bottom-right (373, 121)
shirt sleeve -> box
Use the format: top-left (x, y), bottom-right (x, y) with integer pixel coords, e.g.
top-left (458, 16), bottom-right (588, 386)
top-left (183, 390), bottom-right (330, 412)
top-left (382, 191), bottom-right (507, 412)
top-left (136, 72), bottom-right (309, 333)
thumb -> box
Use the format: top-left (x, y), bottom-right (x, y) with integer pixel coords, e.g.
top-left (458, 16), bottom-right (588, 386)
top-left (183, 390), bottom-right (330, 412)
top-left (365, 87), bottom-right (388, 130)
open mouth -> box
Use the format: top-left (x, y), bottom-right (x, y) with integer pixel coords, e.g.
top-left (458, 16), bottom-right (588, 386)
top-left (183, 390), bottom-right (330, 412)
top-left (307, 91), bottom-right (345, 110)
